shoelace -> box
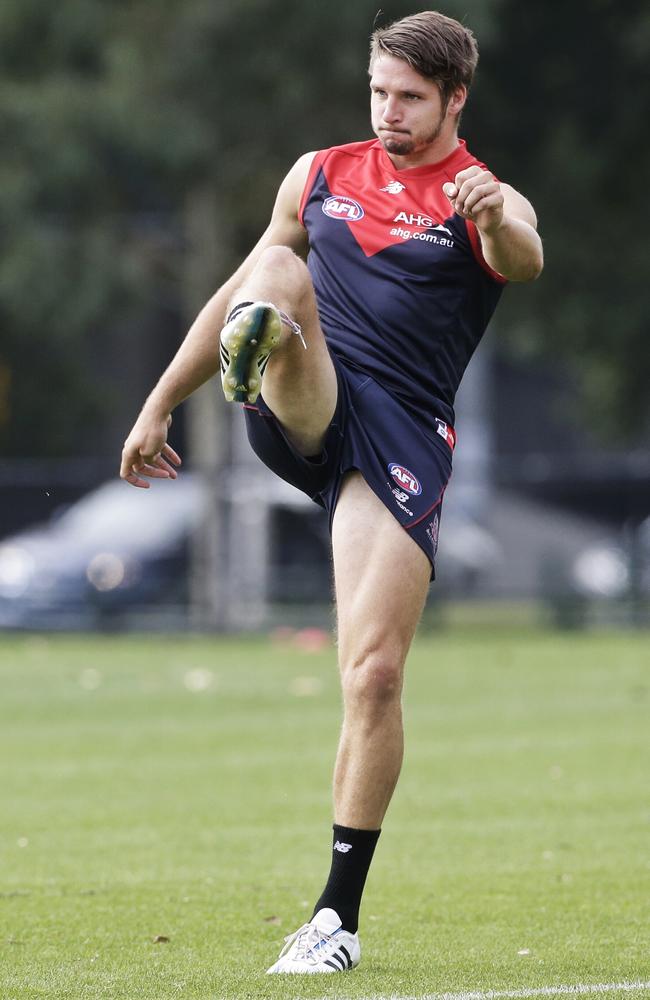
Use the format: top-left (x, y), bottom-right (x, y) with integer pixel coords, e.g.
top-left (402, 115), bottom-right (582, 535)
top-left (278, 921), bottom-right (333, 963)
top-left (277, 308), bottom-right (307, 350)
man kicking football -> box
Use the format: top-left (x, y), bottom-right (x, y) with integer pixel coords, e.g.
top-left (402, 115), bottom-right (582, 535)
top-left (120, 10), bottom-right (543, 974)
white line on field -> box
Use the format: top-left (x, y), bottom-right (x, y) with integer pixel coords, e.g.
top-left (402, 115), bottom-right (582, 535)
top-left (421, 982), bottom-right (650, 1000)
top-left (311, 981), bottom-right (650, 1000)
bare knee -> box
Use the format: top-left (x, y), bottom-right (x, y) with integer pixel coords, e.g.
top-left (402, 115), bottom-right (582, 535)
top-left (239, 245), bottom-right (315, 322)
top-left (341, 650), bottom-right (404, 714)
top-left (255, 245), bottom-right (310, 288)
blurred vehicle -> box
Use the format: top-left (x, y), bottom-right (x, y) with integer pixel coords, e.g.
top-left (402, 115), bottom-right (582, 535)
top-left (571, 544), bottom-right (631, 599)
top-left (0, 477), bottom-right (210, 630)
top-left (0, 469), bottom-right (505, 629)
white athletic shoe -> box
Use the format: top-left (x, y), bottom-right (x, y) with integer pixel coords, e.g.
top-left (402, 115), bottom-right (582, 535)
top-left (219, 301), bottom-right (282, 404)
top-left (266, 907), bottom-right (360, 974)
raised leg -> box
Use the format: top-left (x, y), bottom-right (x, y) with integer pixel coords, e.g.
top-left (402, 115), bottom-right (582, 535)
top-left (228, 245), bottom-right (337, 456)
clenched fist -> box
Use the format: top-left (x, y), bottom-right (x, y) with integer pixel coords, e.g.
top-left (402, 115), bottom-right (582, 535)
top-left (443, 166), bottom-right (504, 235)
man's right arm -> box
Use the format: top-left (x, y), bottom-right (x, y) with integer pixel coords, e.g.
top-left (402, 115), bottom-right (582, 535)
top-left (120, 152), bottom-right (316, 487)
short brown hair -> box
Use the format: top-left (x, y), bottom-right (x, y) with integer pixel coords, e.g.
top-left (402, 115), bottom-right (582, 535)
top-left (369, 11), bottom-right (479, 105)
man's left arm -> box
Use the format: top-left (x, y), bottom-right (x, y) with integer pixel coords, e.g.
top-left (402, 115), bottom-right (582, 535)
top-left (443, 167), bottom-right (544, 282)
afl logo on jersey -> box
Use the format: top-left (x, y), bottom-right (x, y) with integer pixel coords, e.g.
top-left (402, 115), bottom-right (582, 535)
top-left (322, 195), bottom-right (364, 222)
top-left (388, 463), bottom-right (422, 496)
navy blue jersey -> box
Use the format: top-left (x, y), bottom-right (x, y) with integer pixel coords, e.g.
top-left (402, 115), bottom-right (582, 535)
top-left (299, 139), bottom-right (506, 426)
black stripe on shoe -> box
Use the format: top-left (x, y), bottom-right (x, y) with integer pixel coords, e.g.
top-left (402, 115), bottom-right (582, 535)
top-left (225, 300), bottom-right (255, 324)
top-left (324, 958), bottom-right (343, 971)
top-left (219, 346), bottom-right (230, 374)
top-left (338, 945), bottom-right (352, 968)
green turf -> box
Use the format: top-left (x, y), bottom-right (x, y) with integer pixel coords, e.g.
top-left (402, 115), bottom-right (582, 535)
top-left (0, 631), bottom-right (648, 999)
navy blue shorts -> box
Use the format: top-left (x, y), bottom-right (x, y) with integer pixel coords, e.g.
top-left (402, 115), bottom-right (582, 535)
top-left (242, 354), bottom-right (455, 577)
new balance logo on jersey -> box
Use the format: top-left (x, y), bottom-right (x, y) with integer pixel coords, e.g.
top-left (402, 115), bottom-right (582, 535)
top-left (334, 841), bottom-right (353, 853)
top-left (380, 180), bottom-right (406, 194)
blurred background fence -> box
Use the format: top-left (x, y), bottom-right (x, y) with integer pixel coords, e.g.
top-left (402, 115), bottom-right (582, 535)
top-left (0, 0), bottom-right (648, 632)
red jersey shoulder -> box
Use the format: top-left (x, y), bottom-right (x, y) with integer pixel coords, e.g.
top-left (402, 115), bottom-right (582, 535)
top-left (298, 141), bottom-right (378, 225)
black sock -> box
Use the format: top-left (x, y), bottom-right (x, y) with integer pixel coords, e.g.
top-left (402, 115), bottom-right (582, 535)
top-left (311, 824), bottom-right (381, 934)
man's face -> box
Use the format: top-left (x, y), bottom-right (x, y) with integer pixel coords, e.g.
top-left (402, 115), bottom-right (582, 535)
top-left (369, 53), bottom-right (460, 159)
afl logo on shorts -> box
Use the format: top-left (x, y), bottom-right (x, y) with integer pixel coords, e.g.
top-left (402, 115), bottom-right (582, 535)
top-left (388, 463), bottom-right (422, 496)
top-left (322, 195), bottom-right (364, 222)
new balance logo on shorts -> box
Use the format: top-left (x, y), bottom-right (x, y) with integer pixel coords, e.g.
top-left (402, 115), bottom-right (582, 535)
top-left (334, 841), bottom-right (353, 853)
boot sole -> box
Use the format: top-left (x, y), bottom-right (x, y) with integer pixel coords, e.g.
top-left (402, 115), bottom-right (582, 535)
top-left (220, 304), bottom-right (282, 403)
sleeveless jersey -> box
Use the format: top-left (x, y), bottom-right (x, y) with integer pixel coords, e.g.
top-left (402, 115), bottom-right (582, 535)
top-left (299, 139), bottom-right (506, 426)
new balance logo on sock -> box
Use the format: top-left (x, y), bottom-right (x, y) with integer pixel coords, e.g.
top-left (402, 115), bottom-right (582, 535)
top-left (333, 841), bottom-right (353, 853)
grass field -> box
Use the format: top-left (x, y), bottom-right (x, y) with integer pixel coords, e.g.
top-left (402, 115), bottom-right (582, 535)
top-left (0, 630), bottom-right (648, 1000)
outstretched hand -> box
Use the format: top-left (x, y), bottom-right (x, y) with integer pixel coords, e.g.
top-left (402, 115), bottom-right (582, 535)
top-left (120, 412), bottom-right (182, 489)
top-left (443, 165), bottom-right (504, 235)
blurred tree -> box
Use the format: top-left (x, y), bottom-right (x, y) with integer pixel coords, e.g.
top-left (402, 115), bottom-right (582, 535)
top-left (0, 0), bottom-right (647, 456)
top-left (0, 0), bottom-right (181, 456)
top-left (467, 0), bottom-right (650, 439)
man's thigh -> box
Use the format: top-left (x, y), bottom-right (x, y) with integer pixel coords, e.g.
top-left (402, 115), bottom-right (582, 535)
top-left (332, 472), bottom-right (431, 668)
